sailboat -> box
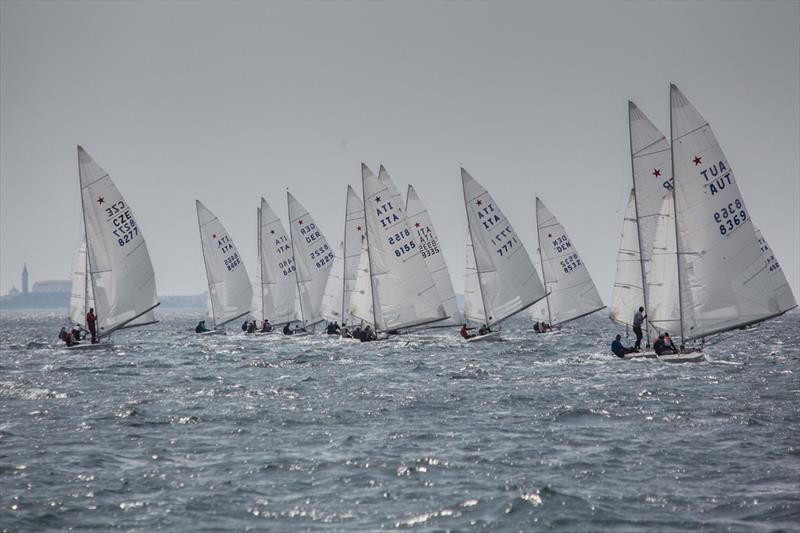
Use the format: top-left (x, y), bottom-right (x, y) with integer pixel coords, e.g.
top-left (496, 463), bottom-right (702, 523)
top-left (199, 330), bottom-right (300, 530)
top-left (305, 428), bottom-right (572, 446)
top-left (405, 185), bottom-right (461, 328)
top-left (255, 197), bottom-right (300, 330)
top-left (461, 167), bottom-right (546, 341)
top-left (668, 83), bottom-right (795, 350)
top-left (66, 146), bottom-right (160, 349)
top-left (286, 191), bottom-right (335, 333)
top-left (196, 200), bottom-right (253, 333)
top-left (530, 197), bottom-right (605, 330)
top-left (321, 186), bottom-right (366, 337)
top-left (355, 163), bottom-right (447, 334)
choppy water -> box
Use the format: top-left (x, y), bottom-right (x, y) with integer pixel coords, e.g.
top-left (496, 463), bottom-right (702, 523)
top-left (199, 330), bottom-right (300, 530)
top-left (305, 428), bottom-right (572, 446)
top-left (1, 309), bottom-right (798, 532)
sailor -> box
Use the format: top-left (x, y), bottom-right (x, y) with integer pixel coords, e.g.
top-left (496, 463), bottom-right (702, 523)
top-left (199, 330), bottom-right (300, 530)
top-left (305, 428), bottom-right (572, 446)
top-left (360, 324), bottom-right (376, 342)
top-left (242, 320), bottom-right (249, 332)
top-left (353, 325), bottom-right (363, 340)
top-left (541, 322), bottom-right (551, 332)
top-left (261, 319), bottom-right (272, 333)
top-left (341, 323), bottom-right (351, 338)
top-left (326, 321), bottom-right (340, 335)
top-left (64, 331), bottom-right (75, 347)
top-left (611, 334), bottom-right (635, 358)
top-left (533, 322), bottom-right (540, 333)
top-left (662, 332), bottom-right (678, 355)
top-left (460, 324), bottom-right (475, 339)
top-left (632, 306), bottom-right (646, 351)
top-left (72, 324), bottom-right (85, 341)
top-left (283, 323), bottom-right (293, 335)
top-left (59, 326), bottom-right (68, 341)
top-left (86, 308), bottom-right (98, 344)
top-left (478, 324), bottom-right (490, 336)
top-left (195, 320), bottom-right (209, 333)
top-left (653, 334), bottom-right (667, 355)
top-left (247, 321), bottom-right (256, 334)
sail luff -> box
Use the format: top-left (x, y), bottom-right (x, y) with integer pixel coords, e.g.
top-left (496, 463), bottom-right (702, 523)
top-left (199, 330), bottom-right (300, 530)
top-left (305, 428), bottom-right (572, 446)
top-left (609, 190), bottom-right (644, 327)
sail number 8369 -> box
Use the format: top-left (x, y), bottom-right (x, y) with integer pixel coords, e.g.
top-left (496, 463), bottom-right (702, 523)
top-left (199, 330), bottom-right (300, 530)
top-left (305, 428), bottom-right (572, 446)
top-left (713, 198), bottom-right (747, 236)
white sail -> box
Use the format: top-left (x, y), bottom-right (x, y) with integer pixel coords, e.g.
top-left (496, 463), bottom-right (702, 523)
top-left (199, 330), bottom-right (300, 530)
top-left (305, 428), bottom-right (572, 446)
top-left (361, 164), bottom-right (446, 331)
top-left (342, 186), bottom-right (366, 326)
top-left (196, 200), bottom-right (253, 328)
top-left (69, 238), bottom-right (92, 326)
top-left (347, 241), bottom-right (374, 326)
top-left (78, 146), bottom-right (159, 336)
top-left (755, 228), bottom-right (797, 314)
top-left (461, 167), bottom-right (545, 326)
top-left (287, 192), bottom-right (334, 327)
top-left (647, 195), bottom-right (681, 335)
top-left (258, 197), bottom-right (299, 326)
top-left (670, 84), bottom-right (778, 340)
top-left (533, 197), bottom-right (604, 326)
top-left (609, 190), bottom-right (644, 327)
top-left (463, 232), bottom-right (486, 324)
top-left (405, 185), bottom-right (461, 326)
top-left (320, 241), bottom-right (344, 323)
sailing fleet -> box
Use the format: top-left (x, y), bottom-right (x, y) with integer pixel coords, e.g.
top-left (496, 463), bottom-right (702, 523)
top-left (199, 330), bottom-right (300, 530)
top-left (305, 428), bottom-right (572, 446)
top-left (64, 85), bottom-right (796, 357)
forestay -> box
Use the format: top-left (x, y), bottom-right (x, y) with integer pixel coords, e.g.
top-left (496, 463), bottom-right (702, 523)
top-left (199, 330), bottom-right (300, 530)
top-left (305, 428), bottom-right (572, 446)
top-left (361, 164), bottom-right (446, 331)
top-left (647, 196), bottom-right (681, 335)
top-left (406, 185), bottom-right (461, 327)
top-left (462, 232), bottom-right (487, 324)
top-left (258, 197), bottom-right (299, 326)
top-left (531, 197), bottom-right (604, 326)
top-left (287, 192), bottom-right (335, 327)
top-left (78, 146), bottom-right (159, 337)
top-left (461, 168), bottom-right (545, 327)
top-left (755, 228), bottom-right (797, 314)
top-left (670, 84), bottom-right (778, 339)
top-left (196, 200), bottom-right (253, 328)
top-left (609, 190), bottom-right (644, 327)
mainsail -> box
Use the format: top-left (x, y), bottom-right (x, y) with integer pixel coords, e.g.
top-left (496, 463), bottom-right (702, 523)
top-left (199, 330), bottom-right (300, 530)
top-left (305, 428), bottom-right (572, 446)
top-left (647, 195), bottom-right (681, 335)
top-left (257, 197), bottom-right (299, 326)
top-left (287, 192), bottom-right (334, 328)
top-left (196, 200), bottom-right (253, 328)
top-left (755, 228), bottom-right (797, 315)
top-left (78, 146), bottom-right (159, 337)
top-left (670, 84), bottom-right (779, 340)
top-left (461, 167), bottom-right (545, 327)
top-left (360, 164), bottom-right (446, 331)
top-left (405, 185), bottom-right (461, 327)
top-left (609, 190), bottom-right (643, 327)
top-left (531, 197), bottom-right (604, 326)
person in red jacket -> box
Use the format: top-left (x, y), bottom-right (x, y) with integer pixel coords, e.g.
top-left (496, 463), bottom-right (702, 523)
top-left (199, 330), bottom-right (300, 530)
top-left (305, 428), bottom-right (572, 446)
top-left (86, 308), bottom-right (98, 344)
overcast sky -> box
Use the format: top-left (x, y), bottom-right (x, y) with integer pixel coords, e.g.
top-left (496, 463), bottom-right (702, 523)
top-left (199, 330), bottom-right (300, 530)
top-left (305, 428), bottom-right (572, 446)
top-left (1, 0), bottom-right (798, 302)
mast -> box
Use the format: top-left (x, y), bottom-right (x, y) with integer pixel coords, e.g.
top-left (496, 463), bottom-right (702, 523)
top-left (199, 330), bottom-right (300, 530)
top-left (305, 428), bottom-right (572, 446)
top-left (462, 170), bottom-right (491, 327)
top-left (534, 197), bottom-right (554, 326)
top-left (340, 190), bottom-right (349, 324)
top-left (77, 146), bottom-right (99, 329)
top-left (628, 103), bottom-right (652, 347)
top-left (668, 86), bottom-right (686, 349)
top-left (258, 206), bottom-right (264, 321)
top-left (287, 190), bottom-right (307, 327)
top-left (196, 201), bottom-right (217, 327)
top-left (360, 165), bottom-right (379, 329)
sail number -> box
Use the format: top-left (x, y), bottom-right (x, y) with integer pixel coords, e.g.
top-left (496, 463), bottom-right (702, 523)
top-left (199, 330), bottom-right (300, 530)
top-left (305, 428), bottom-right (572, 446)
top-left (713, 198), bottom-right (747, 236)
top-left (224, 252), bottom-right (242, 271)
top-left (394, 241), bottom-right (416, 257)
top-left (105, 201), bottom-right (139, 248)
top-left (560, 253), bottom-right (582, 274)
top-left (551, 234), bottom-right (572, 253)
top-left (309, 243), bottom-right (334, 269)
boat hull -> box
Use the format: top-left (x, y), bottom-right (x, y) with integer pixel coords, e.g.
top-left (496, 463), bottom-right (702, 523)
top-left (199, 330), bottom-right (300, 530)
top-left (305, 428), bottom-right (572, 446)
top-left (466, 332), bottom-right (501, 343)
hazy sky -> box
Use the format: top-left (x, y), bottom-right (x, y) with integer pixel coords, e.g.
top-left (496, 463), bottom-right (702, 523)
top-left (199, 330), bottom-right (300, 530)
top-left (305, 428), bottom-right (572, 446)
top-left (1, 0), bottom-right (798, 302)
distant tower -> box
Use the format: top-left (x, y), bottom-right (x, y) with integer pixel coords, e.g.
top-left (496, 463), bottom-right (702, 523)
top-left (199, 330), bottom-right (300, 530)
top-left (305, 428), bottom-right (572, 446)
top-left (22, 264), bottom-right (29, 294)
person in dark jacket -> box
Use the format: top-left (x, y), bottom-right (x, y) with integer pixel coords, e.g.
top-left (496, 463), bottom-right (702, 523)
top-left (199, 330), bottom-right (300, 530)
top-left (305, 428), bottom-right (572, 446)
top-left (611, 334), bottom-right (636, 358)
top-left (283, 323), bottom-right (293, 335)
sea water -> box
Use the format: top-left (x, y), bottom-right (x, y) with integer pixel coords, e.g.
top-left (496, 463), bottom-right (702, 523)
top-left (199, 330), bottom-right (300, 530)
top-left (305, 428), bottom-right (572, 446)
top-left (1, 309), bottom-right (798, 531)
